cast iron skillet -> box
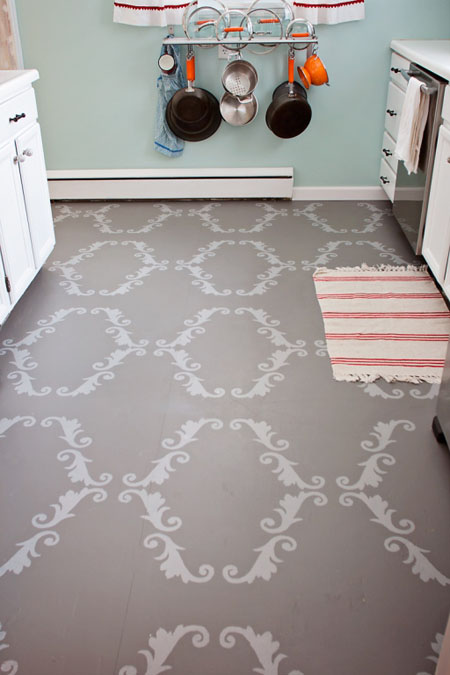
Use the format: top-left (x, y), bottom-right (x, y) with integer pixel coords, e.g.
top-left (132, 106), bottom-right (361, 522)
top-left (166, 52), bottom-right (221, 142)
top-left (166, 92), bottom-right (221, 141)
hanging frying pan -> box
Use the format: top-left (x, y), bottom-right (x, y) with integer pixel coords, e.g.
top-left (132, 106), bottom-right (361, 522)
top-left (265, 49), bottom-right (312, 139)
top-left (166, 51), bottom-right (221, 141)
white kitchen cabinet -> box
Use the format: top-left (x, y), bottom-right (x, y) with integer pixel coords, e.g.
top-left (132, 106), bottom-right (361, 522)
top-left (379, 52), bottom-right (410, 201)
top-left (0, 139), bottom-right (36, 308)
top-left (15, 123), bottom-right (55, 268)
top-left (0, 70), bottom-right (55, 326)
top-left (422, 124), bottom-right (450, 291)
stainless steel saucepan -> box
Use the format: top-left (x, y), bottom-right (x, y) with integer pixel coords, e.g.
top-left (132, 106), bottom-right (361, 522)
top-left (220, 92), bottom-right (258, 125)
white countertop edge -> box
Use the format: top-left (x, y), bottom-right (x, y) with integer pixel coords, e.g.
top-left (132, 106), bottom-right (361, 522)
top-left (390, 40), bottom-right (450, 82)
top-left (0, 69), bottom-right (39, 103)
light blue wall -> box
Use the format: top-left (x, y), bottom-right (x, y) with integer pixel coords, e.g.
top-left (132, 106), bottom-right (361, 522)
top-left (14, 0), bottom-right (450, 185)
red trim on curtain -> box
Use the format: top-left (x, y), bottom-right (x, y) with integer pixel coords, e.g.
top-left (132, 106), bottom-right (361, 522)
top-left (292, 1), bottom-right (363, 6)
top-left (114, 2), bottom-right (190, 10)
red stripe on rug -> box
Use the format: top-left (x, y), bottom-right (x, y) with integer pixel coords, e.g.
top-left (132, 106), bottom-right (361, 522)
top-left (331, 358), bottom-right (445, 367)
top-left (322, 312), bottom-right (450, 319)
top-left (316, 276), bottom-right (431, 282)
top-left (316, 293), bottom-right (442, 299)
top-left (325, 333), bottom-right (449, 341)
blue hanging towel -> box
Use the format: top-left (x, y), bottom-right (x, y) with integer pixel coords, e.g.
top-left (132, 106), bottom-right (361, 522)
top-left (154, 42), bottom-right (187, 157)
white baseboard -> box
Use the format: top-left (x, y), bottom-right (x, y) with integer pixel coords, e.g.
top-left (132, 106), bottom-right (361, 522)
top-left (47, 168), bottom-right (294, 200)
top-left (47, 169), bottom-right (389, 202)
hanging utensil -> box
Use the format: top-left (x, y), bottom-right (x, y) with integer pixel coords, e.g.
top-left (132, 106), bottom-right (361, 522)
top-left (265, 47), bottom-right (312, 139)
top-left (158, 44), bottom-right (176, 75)
top-left (221, 56), bottom-right (258, 98)
top-left (220, 92), bottom-right (258, 126)
top-left (166, 49), bottom-right (221, 142)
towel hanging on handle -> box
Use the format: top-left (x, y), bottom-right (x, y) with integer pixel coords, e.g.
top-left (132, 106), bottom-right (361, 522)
top-left (154, 42), bottom-right (186, 157)
top-left (292, 0), bottom-right (365, 24)
top-left (394, 77), bottom-right (430, 175)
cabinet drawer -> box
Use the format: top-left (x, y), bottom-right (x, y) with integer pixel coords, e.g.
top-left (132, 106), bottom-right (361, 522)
top-left (385, 81), bottom-right (405, 141)
top-left (381, 130), bottom-right (398, 173)
top-left (0, 88), bottom-right (37, 147)
top-left (379, 157), bottom-right (396, 202)
top-left (390, 52), bottom-right (410, 92)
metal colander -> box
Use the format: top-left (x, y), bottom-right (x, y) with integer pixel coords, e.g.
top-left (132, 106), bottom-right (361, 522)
top-left (221, 59), bottom-right (258, 98)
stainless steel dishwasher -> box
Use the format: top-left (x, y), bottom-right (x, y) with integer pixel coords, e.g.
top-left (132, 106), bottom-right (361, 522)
top-left (433, 334), bottom-right (450, 445)
top-left (392, 64), bottom-right (447, 255)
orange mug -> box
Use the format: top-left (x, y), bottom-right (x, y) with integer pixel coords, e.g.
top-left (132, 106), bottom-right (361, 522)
top-left (304, 53), bottom-right (329, 86)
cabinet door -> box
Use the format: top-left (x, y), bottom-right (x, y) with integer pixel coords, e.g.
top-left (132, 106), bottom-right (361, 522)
top-left (0, 140), bottom-right (35, 305)
top-left (16, 123), bottom-right (55, 267)
top-left (422, 125), bottom-right (450, 288)
top-left (0, 247), bottom-right (12, 325)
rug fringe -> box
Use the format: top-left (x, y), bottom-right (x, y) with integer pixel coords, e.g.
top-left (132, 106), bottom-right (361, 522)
top-left (333, 373), bottom-right (442, 384)
top-left (314, 263), bottom-right (429, 276)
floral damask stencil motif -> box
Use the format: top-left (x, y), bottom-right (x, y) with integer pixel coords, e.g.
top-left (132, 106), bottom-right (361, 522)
top-left (417, 632), bottom-right (443, 675)
top-left (154, 307), bottom-right (307, 399)
top-left (337, 420), bottom-right (450, 586)
top-left (49, 240), bottom-right (168, 296)
top-left (0, 417), bottom-right (112, 578)
top-left (119, 418), bottom-right (326, 584)
top-left (188, 202), bottom-right (287, 234)
top-left (175, 240), bottom-right (296, 296)
top-left (119, 625), bottom-right (210, 675)
top-left (0, 621), bottom-right (19, 675)
top-left (0, 307), bottom-right (148, 397)
top-left (118, 624), bottom-right (304, 675)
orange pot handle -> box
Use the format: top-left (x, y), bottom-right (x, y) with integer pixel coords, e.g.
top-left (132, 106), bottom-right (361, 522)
top-left (291, 32), bottom-right (309, 37)
top-left (186, 55), bottom-right (195, 82)
top-left (224, 26), bottom-right (244, 32)
top-left (258, 18), bottom-right (280, 23)
top-left (196, 19), bottom-right (210, 24)
top-left (288, 54), bottom-right (295, 84)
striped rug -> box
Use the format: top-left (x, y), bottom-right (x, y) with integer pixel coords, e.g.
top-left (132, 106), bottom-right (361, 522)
top-left (313, 265), bottom-right (450, 383)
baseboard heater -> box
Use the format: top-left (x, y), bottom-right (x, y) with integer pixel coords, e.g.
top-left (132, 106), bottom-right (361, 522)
top-left (47, 168), bottom-right (294, 200)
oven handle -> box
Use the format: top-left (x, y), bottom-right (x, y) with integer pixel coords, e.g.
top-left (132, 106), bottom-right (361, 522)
top-left (400, 69), bottom-right (437, 96)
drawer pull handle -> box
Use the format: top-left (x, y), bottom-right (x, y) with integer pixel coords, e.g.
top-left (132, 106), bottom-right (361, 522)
top-left (447, 157), bottom-right (450, 164)
top-left (9, 112), bottom-right (26, 123)
top-left (383, 148), bottom-right (393, 157)
top-left (390, 67), bottom-right (401, 74)
top-left (380, 176), bottom-right (390, 185)
top-left (386, 109), bottom-right (397, 117)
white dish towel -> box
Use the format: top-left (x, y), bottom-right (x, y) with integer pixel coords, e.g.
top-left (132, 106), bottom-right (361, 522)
top-left (395, 77), bottom-right (429, 174)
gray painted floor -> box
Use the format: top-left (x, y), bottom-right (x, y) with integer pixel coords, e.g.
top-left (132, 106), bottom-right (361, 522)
top-left (0, 200), bottom-right (449, 675)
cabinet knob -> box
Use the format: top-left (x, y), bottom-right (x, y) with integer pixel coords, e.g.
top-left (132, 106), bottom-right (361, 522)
top-left (13, 155), bottom-right (26, 164)
top-left (447, 157), bottom-right (450, 164)
top-left (386, 109), bottom-right (397, 117)
top-left (380, 176), bottom-right (390, 184)
top-left (23, 148), bottom-right (33, 157)
top-left (383, 148), bottom-right (393, 157)
top-left (390, 67), bottom-right (401, 74)
top-left (9, 112), bottom-right (26, 123)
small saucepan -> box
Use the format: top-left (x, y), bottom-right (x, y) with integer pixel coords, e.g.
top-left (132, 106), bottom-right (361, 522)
top-left (265, 48), bottom-right (312, 139)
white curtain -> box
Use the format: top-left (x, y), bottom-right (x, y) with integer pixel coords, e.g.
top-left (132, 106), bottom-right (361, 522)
top-left (292, 0), bottom-right (364, 24)
top-left (113, 0), bottom-right (365, 27)
top-left (113, 1), bottom-right (190, 27)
